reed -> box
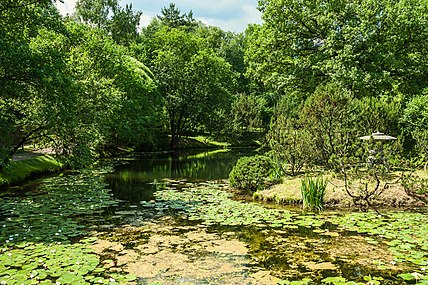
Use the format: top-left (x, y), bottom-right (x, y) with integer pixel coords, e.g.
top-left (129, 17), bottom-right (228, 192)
top-left (300, 176), bottom-right (328, 211)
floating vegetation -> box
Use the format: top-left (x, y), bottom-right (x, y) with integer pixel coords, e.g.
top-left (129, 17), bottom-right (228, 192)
top-left (1, 162), bottom-right (428, 284)
top-left (93, 178), bottom-right (428, 284)
top-left (0, 168), bottom-right (136, 285)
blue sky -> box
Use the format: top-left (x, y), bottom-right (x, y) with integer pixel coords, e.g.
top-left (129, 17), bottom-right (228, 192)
top-left (55, 0), bottom-right (262, 33)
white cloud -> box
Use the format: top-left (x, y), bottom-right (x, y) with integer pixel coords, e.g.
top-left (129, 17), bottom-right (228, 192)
top-left (198, 4), bottom-right (262, 32)
top-left (55, 0), bottom-right (77, 16)
top-left (55, 0), bottom-right (262, 33)
top-left (139, 13), bottom-right (154, 29)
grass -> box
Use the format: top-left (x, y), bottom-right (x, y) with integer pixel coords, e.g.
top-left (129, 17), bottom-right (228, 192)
top-left (191, 136), bottom-right (230, 148)
top-left (0, 155), bottom-right (63, 187)
top-left (254, 169), bottom-right (426, 208)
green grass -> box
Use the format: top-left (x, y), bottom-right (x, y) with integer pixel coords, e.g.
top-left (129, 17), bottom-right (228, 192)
top-left (191, 136), bottom-right (230, 148)
top-left (0, 155), bottom-right (63, 187)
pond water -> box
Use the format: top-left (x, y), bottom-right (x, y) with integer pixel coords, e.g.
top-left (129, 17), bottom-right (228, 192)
top-left (1, 149), bottom-right (428, 285)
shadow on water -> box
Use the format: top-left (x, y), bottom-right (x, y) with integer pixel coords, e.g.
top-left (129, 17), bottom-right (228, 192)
top-left (104, 148), bottom-right (255, 203)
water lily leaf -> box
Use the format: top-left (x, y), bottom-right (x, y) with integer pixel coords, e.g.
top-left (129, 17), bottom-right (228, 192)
top-left (398, 273), bottom-right (416, 281)
top-left (57, 272), bottom-right (79, 283)
top-left (322, 276), bottom-right (347, 284)
top-left (124, 274), bottom-right (137, 281)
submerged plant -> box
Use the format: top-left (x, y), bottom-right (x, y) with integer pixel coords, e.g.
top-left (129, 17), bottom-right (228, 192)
top-left (300, 176), bottom-right (328, 211)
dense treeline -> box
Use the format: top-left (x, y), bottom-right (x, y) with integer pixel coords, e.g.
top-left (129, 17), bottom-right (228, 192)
top-left (1, 0), bottom-right (428, 171)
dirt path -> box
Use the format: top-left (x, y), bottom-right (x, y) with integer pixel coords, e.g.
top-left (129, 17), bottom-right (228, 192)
top-left (12, 148), bottom-right (55, 161)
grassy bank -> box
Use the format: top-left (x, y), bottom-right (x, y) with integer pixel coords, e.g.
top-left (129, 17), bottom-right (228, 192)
top-left (254, 171), bottom-right (425, 208)
top-left (0, 155), bottom-right (63, 188)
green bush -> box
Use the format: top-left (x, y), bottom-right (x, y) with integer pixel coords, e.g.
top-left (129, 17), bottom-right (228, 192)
top-left (401, 173), bottom-right (428, 204)
top-left (229, 155), bottom-right (273, 191)
top-left (300, 176), bottom-right (328, 211)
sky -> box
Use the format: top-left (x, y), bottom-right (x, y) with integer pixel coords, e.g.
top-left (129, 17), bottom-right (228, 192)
top-left (55, 0), bottom-right (263, 33)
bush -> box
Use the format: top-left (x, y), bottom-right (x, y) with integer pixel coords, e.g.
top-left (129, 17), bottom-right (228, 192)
top-left (229, 155), bottom-right (273, 191)
top-left (401, 173), bottom-right (428, 204)
top-left (300, 176), bottom-right (328, 211)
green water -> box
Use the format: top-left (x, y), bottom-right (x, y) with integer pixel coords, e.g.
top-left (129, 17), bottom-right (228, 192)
top-left (1, 149), bottom-right (428, 285)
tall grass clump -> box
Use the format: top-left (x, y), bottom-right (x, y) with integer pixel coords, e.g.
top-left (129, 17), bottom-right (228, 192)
top-left (300, 176), bottom-right (328, 211)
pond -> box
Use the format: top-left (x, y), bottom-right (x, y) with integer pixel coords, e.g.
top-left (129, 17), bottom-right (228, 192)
top-left (0, 149), bottom-right (427, 285)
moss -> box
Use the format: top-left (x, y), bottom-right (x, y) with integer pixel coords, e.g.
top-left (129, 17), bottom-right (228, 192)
top-left (0, 155), bottom-right (63, 187)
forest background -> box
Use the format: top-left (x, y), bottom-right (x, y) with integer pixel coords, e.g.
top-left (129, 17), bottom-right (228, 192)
top-left (2, 0), bottom-right (428, 175)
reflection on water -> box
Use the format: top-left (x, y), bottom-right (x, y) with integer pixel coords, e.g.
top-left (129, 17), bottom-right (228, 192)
top-left (105, 148), bottom-right (255, 202)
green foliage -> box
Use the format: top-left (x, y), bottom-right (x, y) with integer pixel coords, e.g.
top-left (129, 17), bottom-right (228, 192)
top-left (1, 3), bottom-right (159, 169)
top-left (354, 95), bottom-right (402, 137)
top-left (401, 173), bottom-right (428, 204)
top-left (0, 155), bottom-right (62, 187)
top-left (225, 93), bottom-right (269, 143)
top-left (247, 0), bottom-right (428, 97)
top-left (75, 0), bottom-right (142, 45)
top-left (400, 92), bottom-right (428, 154)
top-left (0, 1), bottom-right (68, 167)
top-left (300, 176), bottom-right (328, 211)
top-left (301, 83), bottom-right (358, 169)
top-left (401, 93), bottom-right (428, 134)
top-left (229, 155), bottom-right (273, 191)
top-left (231, 94), bottom-right (267, 132)
top-left (147, 26), bottom-right (236, 148)
top-left (157, 3), bottom-right (196, 29)
top-left (267, 94), bottom-right (315, 176)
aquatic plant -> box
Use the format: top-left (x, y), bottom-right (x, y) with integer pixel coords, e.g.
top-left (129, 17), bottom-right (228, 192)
top-left (300, 176), bottom-right (328, 210)
top-left (0, 167), bottom-right (138, 285)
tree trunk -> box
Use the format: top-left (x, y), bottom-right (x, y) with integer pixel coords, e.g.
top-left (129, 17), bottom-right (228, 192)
top-left (0, 139), bottom-right (26, 171)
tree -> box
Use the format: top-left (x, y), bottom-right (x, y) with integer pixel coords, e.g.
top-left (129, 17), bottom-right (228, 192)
top-left (75, 0), bottom-right (142, 45)
top-left (157, 3), bottom-right (195, 29)
top-left (110, 4), bottom-right (142, 46)
top-left (150, 27), bottom-right (236, 149)
top-left (246, 0), bottom-right (428, 98)
top-left (300, 83), bottom-right (358, 168)
top-left (75, 0), bottom-right (117, 29)
top-left (400, 91), bottom-right (428, 162)
top-left (0, 0), bottom-right (68, 168)
top-left (0, 0), bottom-right (158, 169)
top-left (62, 21), bottom-right (159, 163)
top-left (267, 94), bottom-right (315, 176)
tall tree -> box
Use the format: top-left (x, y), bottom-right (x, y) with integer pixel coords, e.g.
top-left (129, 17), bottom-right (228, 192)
top-left (150, 27), bottom-right (236, 149)
top-left (246, 0), bottom-right (428, 97)
top-left (74, 0), bottom-right (117, 29)
top-left (0, 0), bottom-right (67, 168)
top-left (157, 3), bottom-right (195, 29)
top-left (74, 0), bottom-right (142, 45)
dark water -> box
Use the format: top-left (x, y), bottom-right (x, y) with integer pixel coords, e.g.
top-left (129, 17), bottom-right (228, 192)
top-left (105, 148), bottom-right (255, 202)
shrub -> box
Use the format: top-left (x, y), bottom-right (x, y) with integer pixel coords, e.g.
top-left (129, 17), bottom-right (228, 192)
top-left (401, 173), bottom-right (428, 204)
top-left (229, 155), bottom-right (273, 192)
top-left (300, 176), bottom-right (328, 211)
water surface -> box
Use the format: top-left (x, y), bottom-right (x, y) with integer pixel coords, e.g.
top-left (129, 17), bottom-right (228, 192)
top-left (1, 148), bottom-right (427, 285)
